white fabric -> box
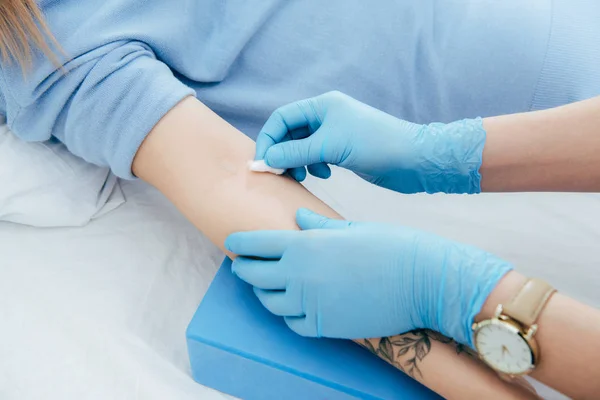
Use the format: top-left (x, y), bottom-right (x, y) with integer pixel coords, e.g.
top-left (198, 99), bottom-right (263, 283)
top-left (0, 162), bottom-right (597, 399)
top-left (0, 124), bottom-right (124, 227)
top-left (0, 180), bottom-right (230, 400)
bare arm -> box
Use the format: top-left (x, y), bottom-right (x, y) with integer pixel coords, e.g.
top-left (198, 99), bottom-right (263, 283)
top-left (132, 97), bottom-right (538, 399)
top-left (481, 96), bottom-right (600, 192)
top-left (477, 271), bottom-right (600, 400)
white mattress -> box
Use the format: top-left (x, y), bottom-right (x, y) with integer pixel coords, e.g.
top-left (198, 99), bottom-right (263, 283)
top-left (0, 180), bottom-right (230, 400)
top-left (1, 169), bottom-right (598, 400)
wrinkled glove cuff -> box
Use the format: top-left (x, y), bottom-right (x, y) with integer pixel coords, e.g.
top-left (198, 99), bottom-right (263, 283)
top-left (422, 117), bottom-right (486, 194)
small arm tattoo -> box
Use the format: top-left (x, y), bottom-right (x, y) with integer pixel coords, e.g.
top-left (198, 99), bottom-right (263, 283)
top-left (357, 329), bottom-right (477, 379)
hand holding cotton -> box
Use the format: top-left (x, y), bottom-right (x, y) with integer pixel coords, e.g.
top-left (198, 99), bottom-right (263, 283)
top-left (255, 91), bottom-right (486, 194)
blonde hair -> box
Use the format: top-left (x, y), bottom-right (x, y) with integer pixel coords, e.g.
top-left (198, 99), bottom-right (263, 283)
top-left (0, 0), bottom-right (59, 70)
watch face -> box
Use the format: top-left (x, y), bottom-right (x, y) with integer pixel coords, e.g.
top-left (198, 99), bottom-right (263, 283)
top-left (475, 321), bottom-right (533, 374)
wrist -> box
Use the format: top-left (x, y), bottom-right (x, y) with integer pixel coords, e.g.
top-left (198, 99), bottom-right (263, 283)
top-left (422, 117), bottom-right (486, 194)
top-left (426, 242), bottom-right (513, 346)
top-left (474, 270), bottom-right (528, 322)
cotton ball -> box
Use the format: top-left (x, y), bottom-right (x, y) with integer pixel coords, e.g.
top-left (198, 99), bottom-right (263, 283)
top-left (247, 160), bottom-right (285, 175)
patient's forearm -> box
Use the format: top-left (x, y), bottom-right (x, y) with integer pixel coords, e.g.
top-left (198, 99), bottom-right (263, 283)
top-left (133, 97), bottom-right (336, 251)
top-left (481, 96), bottom-right (600, 192)
top-left (133, 97), bottom-right (537, 399)
top-left (359, 332), bottom-right (538, 399)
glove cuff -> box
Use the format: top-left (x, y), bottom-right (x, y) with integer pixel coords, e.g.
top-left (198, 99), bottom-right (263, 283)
top-left (428, 244), bottom-right (513, 347)
top-left (422, 117), bottom-right (486, 194)
top-left (462, 256), bottom-right (513, 348)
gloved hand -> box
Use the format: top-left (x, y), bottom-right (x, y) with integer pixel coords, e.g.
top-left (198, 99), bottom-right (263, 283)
top-left (225, 208), bottom-right (512, 346)
top-left (255, 91), bottom-right (486, 194)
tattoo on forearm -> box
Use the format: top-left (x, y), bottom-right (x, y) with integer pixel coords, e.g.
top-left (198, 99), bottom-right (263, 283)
top-left (357, 329), bottom-right (477, 379)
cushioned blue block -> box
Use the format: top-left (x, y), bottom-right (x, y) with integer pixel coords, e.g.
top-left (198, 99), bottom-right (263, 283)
top-left (187, 258), bottom-right (440, 400)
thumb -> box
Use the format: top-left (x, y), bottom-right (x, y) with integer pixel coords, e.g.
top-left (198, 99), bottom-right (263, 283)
top-left (264, 136), bottom-right (325, 169)
top-left (296, 208), bottom-right (351, 230)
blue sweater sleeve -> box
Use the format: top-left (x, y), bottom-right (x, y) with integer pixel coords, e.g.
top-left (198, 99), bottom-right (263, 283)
top-left (0, 38), bottom-right (193, 179)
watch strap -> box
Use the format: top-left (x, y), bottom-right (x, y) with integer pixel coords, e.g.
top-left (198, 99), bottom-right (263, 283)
top-left (503, 278), bottom-right (556, 327)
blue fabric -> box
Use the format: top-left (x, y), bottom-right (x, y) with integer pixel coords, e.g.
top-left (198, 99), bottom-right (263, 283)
top-left (0, 0), bottom-right (599, 178)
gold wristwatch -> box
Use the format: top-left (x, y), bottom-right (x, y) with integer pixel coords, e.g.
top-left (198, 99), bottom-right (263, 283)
top-left (471, 278), bottom-right (556, 376)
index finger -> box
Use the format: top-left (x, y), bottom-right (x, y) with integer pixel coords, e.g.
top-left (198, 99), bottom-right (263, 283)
top-left (225, 230), bottom-right (302, 259)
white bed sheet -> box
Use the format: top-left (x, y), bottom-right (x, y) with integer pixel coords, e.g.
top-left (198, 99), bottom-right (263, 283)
top-left (1, 169), bottom-right (598, 400)
top-left (0, 180), bottom-right (231, 400)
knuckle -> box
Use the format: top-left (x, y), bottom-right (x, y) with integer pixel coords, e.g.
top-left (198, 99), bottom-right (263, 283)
top-left (272, 107), bottom-right (286, 120)
top-left (293, 143), bottom-right (306, 160)
top-left (296, 99), bottom-right (311, 110)
top-left (324, 90), bottom-right (344, 99)
top-left (277, 143), bottom-right (290, 160)
top-left (271, 109), bottom-right (288, 130)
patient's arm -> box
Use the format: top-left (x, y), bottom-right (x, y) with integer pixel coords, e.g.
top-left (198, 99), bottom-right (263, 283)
top-left (482, 96), bottom-right (600, 192)
top-left (133, 97), bottom-right (538, 399)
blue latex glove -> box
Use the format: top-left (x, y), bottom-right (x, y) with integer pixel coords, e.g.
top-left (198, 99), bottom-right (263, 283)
top-left (225, 209), bottom-right (512, 346)
top-left (255, 91), bottom-right (486, 194)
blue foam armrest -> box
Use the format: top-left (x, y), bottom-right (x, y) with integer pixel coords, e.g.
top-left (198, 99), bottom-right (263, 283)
top-left (187, 258), bottom-right (440, 399)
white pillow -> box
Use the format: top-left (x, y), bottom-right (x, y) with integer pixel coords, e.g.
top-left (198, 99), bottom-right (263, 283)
top-left (0, 122), bottom-right (124, 227)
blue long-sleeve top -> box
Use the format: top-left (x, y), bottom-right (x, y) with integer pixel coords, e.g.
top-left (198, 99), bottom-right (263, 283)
top-left (1, 0), bottom-right (599, 179)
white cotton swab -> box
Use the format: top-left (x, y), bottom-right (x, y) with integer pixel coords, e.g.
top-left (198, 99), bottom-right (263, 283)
top-left (247, 160), bottom-right (285, 175)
